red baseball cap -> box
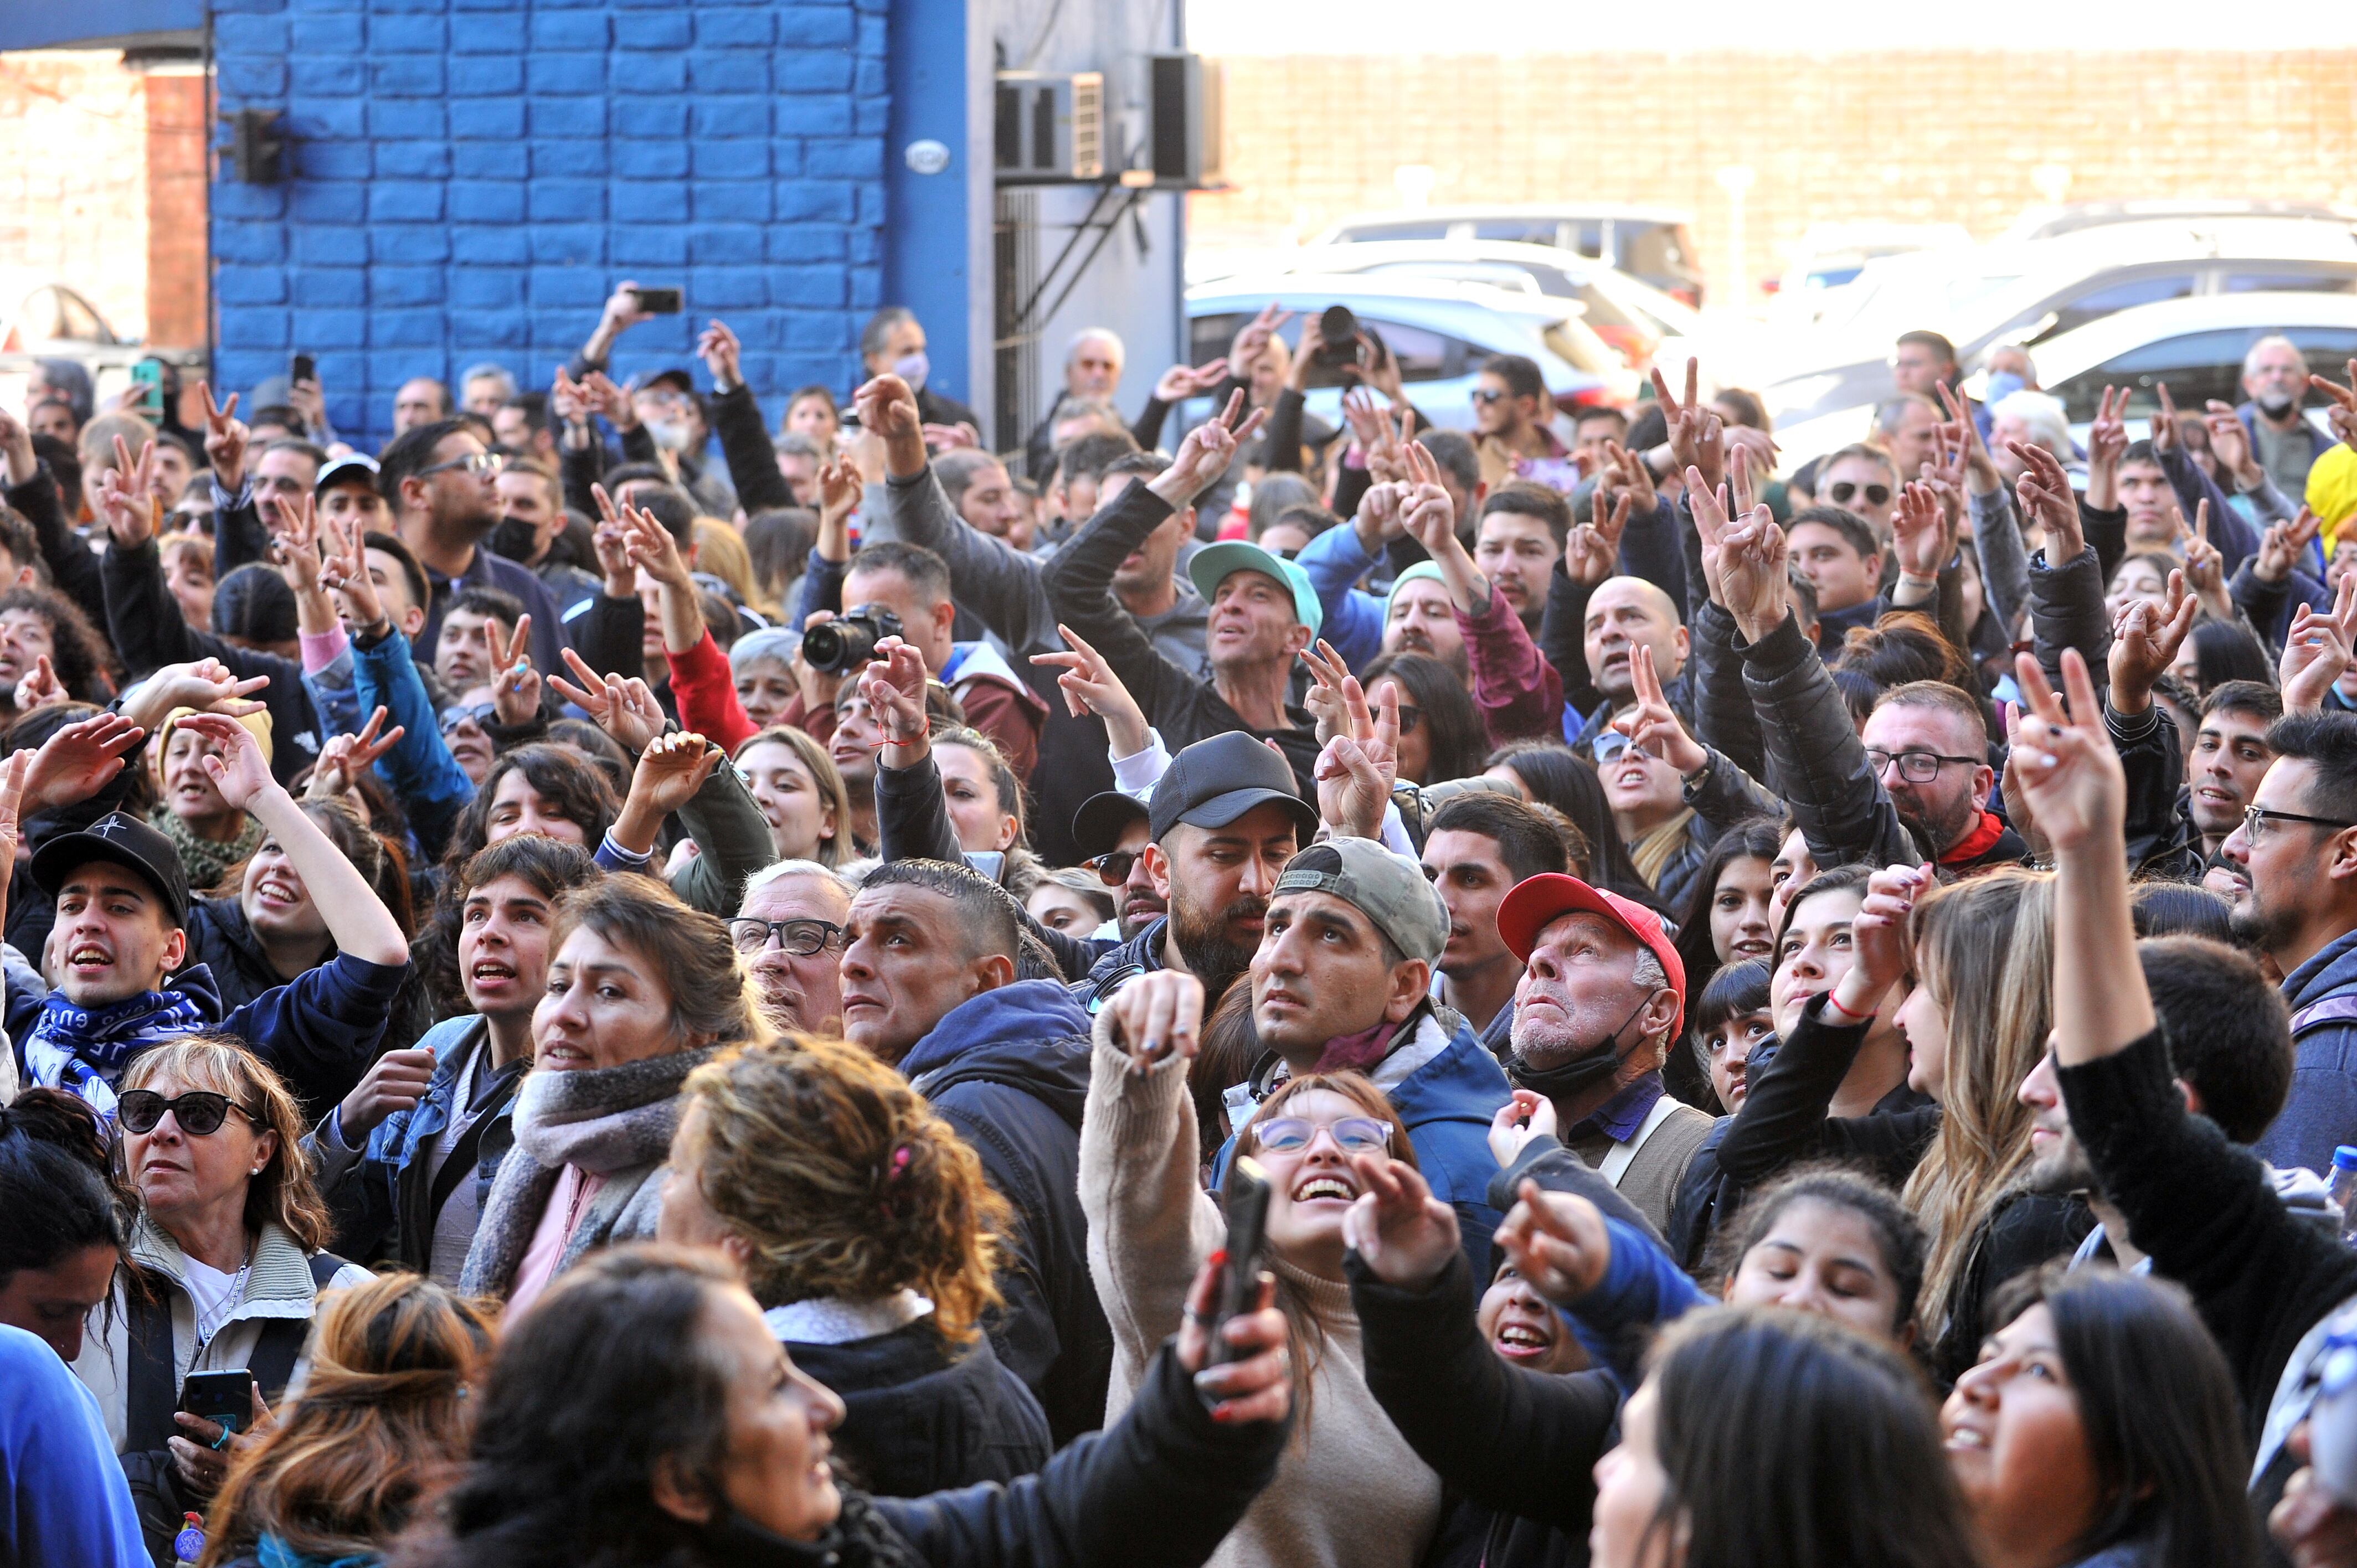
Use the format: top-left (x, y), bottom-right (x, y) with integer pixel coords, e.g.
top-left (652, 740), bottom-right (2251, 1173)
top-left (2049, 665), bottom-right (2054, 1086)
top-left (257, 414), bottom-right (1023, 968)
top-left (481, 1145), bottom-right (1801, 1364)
top-left (1496, 874), bottom-right (1686, 1038)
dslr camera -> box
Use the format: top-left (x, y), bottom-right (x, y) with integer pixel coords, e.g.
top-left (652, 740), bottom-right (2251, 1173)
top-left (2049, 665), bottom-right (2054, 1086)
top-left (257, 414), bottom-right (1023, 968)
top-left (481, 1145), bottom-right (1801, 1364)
top-left (801, 604), bottom-right (904, 675)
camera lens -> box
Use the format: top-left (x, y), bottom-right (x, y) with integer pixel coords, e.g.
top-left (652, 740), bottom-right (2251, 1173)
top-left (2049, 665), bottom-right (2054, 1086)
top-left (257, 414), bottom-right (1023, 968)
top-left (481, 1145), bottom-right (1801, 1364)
top-left (801, 618), bottom-right (881, 675)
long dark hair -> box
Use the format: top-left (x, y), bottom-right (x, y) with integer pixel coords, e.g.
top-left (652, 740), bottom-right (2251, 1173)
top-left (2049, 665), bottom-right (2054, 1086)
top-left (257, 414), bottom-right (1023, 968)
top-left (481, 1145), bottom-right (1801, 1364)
top-left (0, 1088), bottom-right (126, 1279)
top-left (1644, 1308), bottom-right (1980, 1568)
top-left (394, 1247), bottom-right (745, 1568)
top-left (443, 745), bottom-right (621, 870)
top-left (1362, 651), bottom-right (1484, 785)
top-left (2184, 618), bottom-right (2274, 695)
top-left (1987, 1267), bottom-right (2261, 1568)
top-left (1672, 816), bottom-right (1787, 1007)
top-left (1485, 740), bottom-right (1659, 908)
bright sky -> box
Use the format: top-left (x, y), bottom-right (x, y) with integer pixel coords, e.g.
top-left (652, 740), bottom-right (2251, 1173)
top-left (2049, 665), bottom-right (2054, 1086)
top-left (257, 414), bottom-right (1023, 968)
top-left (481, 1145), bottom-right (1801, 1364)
top-left (1185, 0), bottom-right (2357, 53)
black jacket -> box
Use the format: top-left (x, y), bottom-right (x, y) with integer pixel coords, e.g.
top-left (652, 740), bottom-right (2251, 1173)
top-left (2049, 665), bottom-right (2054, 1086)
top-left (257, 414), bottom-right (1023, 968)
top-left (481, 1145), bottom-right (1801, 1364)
top-left (1928, 1190), bottom-right (2093, 1385)
top-left (1712, 994), bottom-right (1941, 1194)
top-left (6, 463), bottom-right (105, 630)
top-left (1349, 1247), bottom-right (1620, 1568)
top-left (901, 982), bottom-right (1115, 1447)
top-left (2059, 1030), bottom-right (2357, 1524)
top-left (183, 895), bottom-right (318, 1014)
top-left (1039, 482), bottom-right (1322, 798)
top-left (1735, 611), bottom-right (1925, 871)
top-left (790, 1320), bottom-right (1052, 1499)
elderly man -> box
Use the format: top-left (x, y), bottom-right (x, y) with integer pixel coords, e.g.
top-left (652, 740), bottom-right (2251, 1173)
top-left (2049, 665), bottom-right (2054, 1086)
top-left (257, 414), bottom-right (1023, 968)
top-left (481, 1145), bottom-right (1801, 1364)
top-left (1221, 836), bottom-right (1512, 1267)
top-left (1491, 873), bottom-right (1715, 1234)
top-left (1024, 328), bottom-right (1126, 479)
top-left (392, 377), bottom-right (450, 436)
top-left (2240, 334), bottom-right (2337, 501)
top-left (730, 859), bottom-right (853, 1035)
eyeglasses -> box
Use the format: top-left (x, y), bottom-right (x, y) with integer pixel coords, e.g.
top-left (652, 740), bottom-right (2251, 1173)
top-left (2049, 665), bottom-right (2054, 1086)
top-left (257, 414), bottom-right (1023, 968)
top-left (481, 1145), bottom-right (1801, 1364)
top-left (1592, 730), bottom-right (1634, 764)
top-left (416, 452), bottom-right (505, 481)
top-left (1251, 1115), bottom-right (1393, 1154)
top-left (1085, 849), bottom-right (1141, 888)
top-left (440, 700), bottom-right (497, 736)
top-left (117, 1090), bottom-right (258, 1137)
top-left (1865, 748), bottom-right (1980, 783)
top-left (728, 917), bottom-right (847, 957)
top-left (1393, 704), bottom-right (1424, 735)
top-left (2242, 804), bottom-right (2357, 843)
top-left (1828, 481), bottom-right (1892, 507)
top-left (1468, 388), bottom-right (1506, 405)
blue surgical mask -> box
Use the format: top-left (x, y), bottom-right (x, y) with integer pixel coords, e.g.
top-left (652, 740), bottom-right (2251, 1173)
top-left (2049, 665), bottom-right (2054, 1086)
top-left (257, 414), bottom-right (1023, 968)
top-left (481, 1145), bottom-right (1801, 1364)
top-left (893, 351), bottom-right (930, 394)
top-left (1983, 370), bottom-right (2024, 405)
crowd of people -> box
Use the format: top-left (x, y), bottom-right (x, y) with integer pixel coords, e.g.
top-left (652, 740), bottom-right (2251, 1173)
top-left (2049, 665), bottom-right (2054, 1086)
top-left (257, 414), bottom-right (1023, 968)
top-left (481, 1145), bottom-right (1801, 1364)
top-left (4, 272), bottom-right (2357, 1568)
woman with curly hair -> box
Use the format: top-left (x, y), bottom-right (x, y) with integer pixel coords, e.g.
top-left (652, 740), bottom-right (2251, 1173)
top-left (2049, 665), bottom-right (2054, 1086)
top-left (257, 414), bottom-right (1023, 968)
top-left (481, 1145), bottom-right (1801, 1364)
top-left (198, 1273), bottom-right (495, 1568)
top-left (658, 1035), bottom-right (1050, 1495)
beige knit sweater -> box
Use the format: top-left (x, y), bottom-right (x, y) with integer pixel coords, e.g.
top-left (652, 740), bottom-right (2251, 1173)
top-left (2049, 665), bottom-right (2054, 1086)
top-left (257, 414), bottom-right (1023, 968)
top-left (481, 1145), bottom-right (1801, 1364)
top-left (1078, 1012), bottom-right (1443, 1568)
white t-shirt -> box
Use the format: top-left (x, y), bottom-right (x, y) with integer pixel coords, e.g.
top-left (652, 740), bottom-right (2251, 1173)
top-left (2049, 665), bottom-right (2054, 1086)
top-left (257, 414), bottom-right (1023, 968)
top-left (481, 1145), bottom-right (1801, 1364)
top-left (182, 1255), bottom-right (242, 1342)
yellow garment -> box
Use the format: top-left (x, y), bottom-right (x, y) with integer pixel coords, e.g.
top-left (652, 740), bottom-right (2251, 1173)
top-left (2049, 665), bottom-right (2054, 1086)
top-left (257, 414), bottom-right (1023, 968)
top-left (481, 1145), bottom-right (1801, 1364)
top-left (2311, 444), bottom-right (2357, 558)
top-left (157, 703), bottom-right (274, 765)
top-left (1629, 807), bottom-right (1697, 889)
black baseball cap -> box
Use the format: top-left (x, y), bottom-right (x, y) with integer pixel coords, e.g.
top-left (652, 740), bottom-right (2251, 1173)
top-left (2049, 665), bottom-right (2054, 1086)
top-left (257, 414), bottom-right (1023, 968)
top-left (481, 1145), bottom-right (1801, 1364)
top-left (33, 811), bottom-right (192, 930)
top-left (1146, 731), bottom-right (1318, 845)
top-left (1071, 791), bottom-right (1149, 861)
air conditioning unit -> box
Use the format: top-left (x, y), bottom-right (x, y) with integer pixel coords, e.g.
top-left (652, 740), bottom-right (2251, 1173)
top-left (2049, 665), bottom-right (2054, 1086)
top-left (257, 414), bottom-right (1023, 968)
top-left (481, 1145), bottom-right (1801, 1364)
top-left (1149, 54), bottom-right (1222, 186)
top-left (995, 72), bottom-right (1104, 185)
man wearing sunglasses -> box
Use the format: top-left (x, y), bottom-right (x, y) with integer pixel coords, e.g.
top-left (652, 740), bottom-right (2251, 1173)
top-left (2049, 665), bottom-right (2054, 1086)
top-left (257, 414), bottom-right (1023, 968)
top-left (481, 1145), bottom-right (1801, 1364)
top-left (375, 419), bottom-right (568, 678)
top-left (19, 731), bottom-right (413, 1122)
top-left (1070, 791), bottom-right (1165, 944)
top-left (1813, 444), bottom-right (1898, 539)
top-left (2222, 711), bottom-right (2357, 1177)
top-left (1221, 835), bottom-right (1511, 1272)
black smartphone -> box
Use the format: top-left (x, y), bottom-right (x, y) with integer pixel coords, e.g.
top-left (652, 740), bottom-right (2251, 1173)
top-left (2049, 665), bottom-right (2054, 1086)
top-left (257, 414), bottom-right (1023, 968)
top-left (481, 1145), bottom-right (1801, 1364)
top-left (289, 352), bottom-right (316, 385)
top-left (130, 358), bottom-right (165, 417)
top-left (630, 286), bottom-right (683, 314)
top-left (1208, 1155), bottom-right (1271, 1366)
top-left (179, 1369), bottom-right (256, 1435)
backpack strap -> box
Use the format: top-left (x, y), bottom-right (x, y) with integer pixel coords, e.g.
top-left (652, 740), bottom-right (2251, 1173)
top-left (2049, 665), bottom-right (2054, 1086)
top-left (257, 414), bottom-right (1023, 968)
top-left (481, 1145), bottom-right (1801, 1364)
top-left (246, 1252), bottom-right (354, 1402)
top-left (122, 1267), bottom-right (182, 1454)
top-left (2292, 996), bottom-right (2357, 1038)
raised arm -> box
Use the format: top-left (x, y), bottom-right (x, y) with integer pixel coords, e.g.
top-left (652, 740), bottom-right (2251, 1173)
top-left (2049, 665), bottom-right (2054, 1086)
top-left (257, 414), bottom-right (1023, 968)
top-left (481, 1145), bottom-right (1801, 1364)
top-left (696, 318), bottom-right (792, 514)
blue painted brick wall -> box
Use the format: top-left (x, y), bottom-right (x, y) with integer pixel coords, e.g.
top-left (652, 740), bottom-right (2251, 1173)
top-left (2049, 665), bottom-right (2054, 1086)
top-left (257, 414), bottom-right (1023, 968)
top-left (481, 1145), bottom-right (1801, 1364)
top-left (212, 0), bottom-right (887, 449)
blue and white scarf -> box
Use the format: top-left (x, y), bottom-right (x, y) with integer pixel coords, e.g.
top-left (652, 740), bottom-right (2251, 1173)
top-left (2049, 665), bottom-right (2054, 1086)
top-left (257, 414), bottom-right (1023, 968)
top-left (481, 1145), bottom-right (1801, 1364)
top-left (22, 982), bottom-right (217, 1119)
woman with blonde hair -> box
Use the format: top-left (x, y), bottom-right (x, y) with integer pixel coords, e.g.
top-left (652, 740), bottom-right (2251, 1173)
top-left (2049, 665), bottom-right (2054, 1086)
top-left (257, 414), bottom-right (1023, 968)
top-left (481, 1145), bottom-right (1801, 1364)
top-left (733, 724), bottom-right (853, 867)
top-left (198, 1273), bottom-right (495, 1567)
top-left (1893, 866), bottom-right (2090, 1380)
top-left (657, 1035), bottom-right (1050, 1495)
top-left (691, 518), bottom-right (774, 619)
top-left (70, 1036), bottom-right (374, 1555)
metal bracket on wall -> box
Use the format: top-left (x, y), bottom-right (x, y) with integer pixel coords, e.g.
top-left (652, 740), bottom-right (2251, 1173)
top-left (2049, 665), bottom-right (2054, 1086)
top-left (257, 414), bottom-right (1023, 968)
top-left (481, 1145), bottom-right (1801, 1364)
top-left (1006, 174), bottom-right (1152, 344)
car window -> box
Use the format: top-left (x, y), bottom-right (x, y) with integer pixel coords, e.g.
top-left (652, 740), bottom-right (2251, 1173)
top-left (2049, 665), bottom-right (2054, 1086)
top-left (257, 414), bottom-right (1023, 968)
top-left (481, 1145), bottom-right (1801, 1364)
top-left (2219, 267), bottom-right (2357, 296)
top-left (1622, 224), bottom-right (1691, 278)
top-left (54, 290), bottom-right (106, 343)
top-left (1358, 318), bottom-right (1460, 381)
top-left (1542, 316), bottom-right (1624, 378)
top-left (1191, 312), bottom-right (1250, 369)
top-left (2049, 326), bottom-right (2357, 422)
top-left (1333, 221), bottom-right (1454, 244)
top-left (2026, 271), bottom-right (2202, 343)
top-left (1471, 218), bottom-right (1599, 253)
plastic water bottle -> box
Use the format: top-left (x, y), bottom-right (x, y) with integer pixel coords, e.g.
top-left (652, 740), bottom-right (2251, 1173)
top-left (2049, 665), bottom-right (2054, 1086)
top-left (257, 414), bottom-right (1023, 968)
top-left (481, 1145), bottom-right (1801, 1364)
top-left (172, 1512), bottom-right (204, 1567)
top-left (2332, 1148), bottom-right (2357, 1245)
top-left (2310, 1331), bottom-right (2357, 1501)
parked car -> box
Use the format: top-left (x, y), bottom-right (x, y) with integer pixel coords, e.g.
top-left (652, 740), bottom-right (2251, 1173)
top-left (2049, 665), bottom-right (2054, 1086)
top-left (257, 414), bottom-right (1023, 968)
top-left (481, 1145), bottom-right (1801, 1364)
top-left (1978, 291), bottom-right (2357, 445)
top-left (0, 268), bottom-right (203, 412)
top-left (1999, 199), bottom-right (2357, 246)
top-left (1308, 205), bottom-right (1706, 304)
top-left (1762, 219), bottom-right (2357, 466)
top-left (1763, 222), bottom-right (1973, 330)
top-left (1272, 238), bottom-right (1757, 385)
top-left (1183, 274), bottom-right (1635, 437)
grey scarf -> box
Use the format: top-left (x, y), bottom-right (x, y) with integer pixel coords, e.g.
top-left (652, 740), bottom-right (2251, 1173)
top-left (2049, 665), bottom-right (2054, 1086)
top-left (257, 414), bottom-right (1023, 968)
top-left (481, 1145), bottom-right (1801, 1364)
top-left (459, 1047), bottom-right (717, 1301)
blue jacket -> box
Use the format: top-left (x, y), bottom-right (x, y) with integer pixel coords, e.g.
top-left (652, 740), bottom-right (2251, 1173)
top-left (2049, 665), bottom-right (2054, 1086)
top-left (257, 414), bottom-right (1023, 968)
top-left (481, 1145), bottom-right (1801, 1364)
top-left (352, 624), bottom-right (477, 862)
top-left (902, 980), bottom-right (1113, 1448)
top-left (1215, 1005), bottom-right (1514, 1274)
top-left (0, 1326), bottom-right (146, 1568)
top-left (1295, 521), bottom-right (1388, 672)
top-left (2257, 926), bottom-right (2357, 1177)
top-left (312, 1013), bottom-right (522, 1276)
top-left (1555, 1213), bottom-right (1711, 1391)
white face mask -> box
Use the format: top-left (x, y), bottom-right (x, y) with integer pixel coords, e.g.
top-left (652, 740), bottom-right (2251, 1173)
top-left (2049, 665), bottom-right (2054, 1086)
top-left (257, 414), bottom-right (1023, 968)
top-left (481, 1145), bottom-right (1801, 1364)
top-left (892, 351), bottom-right (930, 395)
top-left (645, 416), bottom-right (695, 452)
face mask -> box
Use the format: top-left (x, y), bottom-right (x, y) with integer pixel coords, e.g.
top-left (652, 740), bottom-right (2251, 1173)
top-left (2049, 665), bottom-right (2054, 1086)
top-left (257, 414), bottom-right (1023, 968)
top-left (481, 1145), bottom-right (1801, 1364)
top-left (2257, 390), bottom-right (2297, 417)
top-left (645, 416), bottom-right (695, 452)
top-left (1504, 996), bottom-right (1651, 1103)
top-left (1982, 370), bottom-right (2024, 405)
top-left (488, 517), bottom-right (540, 564)
top-left (892, 351), bottom-right (930, 394)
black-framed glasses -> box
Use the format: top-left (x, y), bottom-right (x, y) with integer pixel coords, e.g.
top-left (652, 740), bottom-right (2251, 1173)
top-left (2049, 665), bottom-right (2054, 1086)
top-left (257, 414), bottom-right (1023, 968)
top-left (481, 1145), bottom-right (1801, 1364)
top-left (1829, 481), bottom-right (1892, 507)
top-left (1251, 1115), bottom-right (1393, 1154)
top-left (1865, 748), bottom-right (1980, 783)
top-left (1468, 388), bottom-right (1506, 405)
top-left (117, 1090), bottom-right (256, 1137)
top-left (728, 917), bottom-right (846, 957)
top-left (416, 451), bottom-right (504, 481)
top-left (2242, 804), bottom-right (2357, 843)
top-left (1085, 849), bottom-right (1141, 888)
top-left (440, 700), bottom-right (497, 736)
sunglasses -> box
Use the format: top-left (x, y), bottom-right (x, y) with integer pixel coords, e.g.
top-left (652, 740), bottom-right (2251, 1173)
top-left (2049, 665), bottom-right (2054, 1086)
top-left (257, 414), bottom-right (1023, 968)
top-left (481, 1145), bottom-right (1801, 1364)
top-left (117, 1090), bottom-right (258, 1137)
top-left (1086, 849), bottom-right (1141, 888)
top-left (1468, 388), bottom-right (1506, 405)
top-left (416, 451), bottom-right (505, 481)
top-left (1252, 1115), bottom-right (1393, 1154)
top-left (440, 700), bottom-right (497, 736)
top-left (1828, 481), bottom-right (1892, 507)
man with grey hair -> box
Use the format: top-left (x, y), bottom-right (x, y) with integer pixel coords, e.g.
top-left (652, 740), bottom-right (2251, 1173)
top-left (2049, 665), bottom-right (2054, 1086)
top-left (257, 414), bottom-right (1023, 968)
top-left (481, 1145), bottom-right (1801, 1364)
top-left (730, 859), bottom-right (854, 1034)
top-left (1873, 391), bottom-right (1942, 481)
top-left (1023, 328), bottom-right (1128, 479)
top-left (859, 305), bottom-right (980, 436)
top-left (1490, 872), bottom-right (1713, 1234)
top-left (775, 429), bottom-right (823, 507)
top-left (2240, 333), bottom-right (2335, 500)
top-left (460, 364), bottom-right (519, 417)
top-left (1988, 388), bottom-right (2073, 484)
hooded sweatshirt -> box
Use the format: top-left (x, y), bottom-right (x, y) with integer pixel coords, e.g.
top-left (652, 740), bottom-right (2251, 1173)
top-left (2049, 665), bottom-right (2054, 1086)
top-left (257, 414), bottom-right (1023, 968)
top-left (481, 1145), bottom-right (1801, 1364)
top-left (902, 979), bottom-right (1112, 1446)
top-left (2257, 926), bottom-right (2357, 1178)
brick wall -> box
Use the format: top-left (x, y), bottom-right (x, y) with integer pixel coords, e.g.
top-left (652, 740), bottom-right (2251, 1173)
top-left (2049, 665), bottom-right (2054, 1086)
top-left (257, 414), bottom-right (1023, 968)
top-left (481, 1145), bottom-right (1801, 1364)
top-left (209, 0), bottom-right (890, 448)
top-left (1194, 50), bottom-right (2357, 301)
top-left (0, 52), bottom-right (157, 341)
